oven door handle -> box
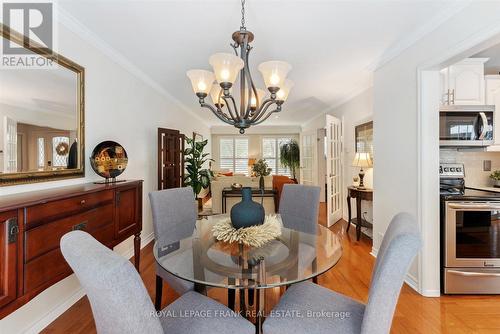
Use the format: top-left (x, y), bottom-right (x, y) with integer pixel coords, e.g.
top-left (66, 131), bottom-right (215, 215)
top-left (448, 203), bottom-right (500, 210)
top-left (448, 270), bottom-right (500, 277)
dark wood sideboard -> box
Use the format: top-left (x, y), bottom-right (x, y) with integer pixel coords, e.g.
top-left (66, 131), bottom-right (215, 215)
top-left (0, 180), bottom-right (143, 318)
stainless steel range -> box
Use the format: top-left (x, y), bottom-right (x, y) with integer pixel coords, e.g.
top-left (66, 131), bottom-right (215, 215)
top-left (441, 163), bottom-right (500, 294)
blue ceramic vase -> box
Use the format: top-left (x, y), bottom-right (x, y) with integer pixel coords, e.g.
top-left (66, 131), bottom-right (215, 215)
top-left (230, 187), bottom-right (265, 228)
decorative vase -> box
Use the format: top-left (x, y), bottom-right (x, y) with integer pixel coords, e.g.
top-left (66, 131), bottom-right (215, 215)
top-left (230, 187), bottom-right (265, 228)
top-left (259, 175), bottom-right (265, 189)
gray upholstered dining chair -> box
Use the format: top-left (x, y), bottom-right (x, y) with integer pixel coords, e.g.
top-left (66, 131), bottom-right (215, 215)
top-left (61, 231), bottom-right (254, 334)
top-left (149, 187), bottom-right (197, 310)
top-left (263, 212), bottom-right (421, 334)
top-left (279, 184), bottom-right (321, 234)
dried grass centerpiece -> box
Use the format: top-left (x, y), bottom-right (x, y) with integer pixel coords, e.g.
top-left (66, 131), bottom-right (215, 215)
top-left (212, 214), bottom-right (283, 247)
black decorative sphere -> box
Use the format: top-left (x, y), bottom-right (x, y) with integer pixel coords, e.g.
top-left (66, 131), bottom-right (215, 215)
top-left (90, 141), bottom-right (128, 180)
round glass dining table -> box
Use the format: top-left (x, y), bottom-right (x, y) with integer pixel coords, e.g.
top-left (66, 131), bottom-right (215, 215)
top-left (153, 214), bottom-right (343, 333)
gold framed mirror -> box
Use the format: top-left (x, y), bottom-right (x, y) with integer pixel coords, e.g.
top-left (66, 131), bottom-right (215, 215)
top-left (0, 24), bottom-right (85, 186)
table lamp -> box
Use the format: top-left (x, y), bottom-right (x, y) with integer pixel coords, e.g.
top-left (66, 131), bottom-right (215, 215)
top-left (248, 158), bottom-right (257, 176)
top-left (352, 152), bottom-right (372, 189)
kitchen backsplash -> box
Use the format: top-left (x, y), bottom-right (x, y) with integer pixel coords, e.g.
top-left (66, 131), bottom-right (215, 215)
top-left (440, 150), bottom-right (500, 187)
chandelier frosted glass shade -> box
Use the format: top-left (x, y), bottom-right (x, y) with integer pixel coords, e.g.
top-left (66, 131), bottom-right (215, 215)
top-left (209, 53), bottom-right (244, 85)
top-left (209, 83), bottom-right (224, 107)
top-left (186, 70), bottom-right (215, 95)
top-left (249, 88), bottom-right (266, 109)
top-left (258, 61), bottom-right (292, 90)
top-left (276, 79), bottom-right (294, 102)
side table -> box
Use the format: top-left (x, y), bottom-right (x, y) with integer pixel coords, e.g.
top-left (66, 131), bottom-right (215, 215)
top-left (347, 186), bottom-right (373, 241)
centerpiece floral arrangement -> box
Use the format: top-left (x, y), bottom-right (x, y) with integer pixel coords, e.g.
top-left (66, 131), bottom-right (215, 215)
top-left (252, 159), bottom-right (272, 189)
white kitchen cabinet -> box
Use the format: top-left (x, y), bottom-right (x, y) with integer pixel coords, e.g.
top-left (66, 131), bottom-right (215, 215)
top-left (441, 58), bottom-right (488, 105)
top-left (486, 75), bottom-right (500, 150)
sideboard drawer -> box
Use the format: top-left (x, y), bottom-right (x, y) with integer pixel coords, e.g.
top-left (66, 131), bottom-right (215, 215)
top-left (25, 190), bottom-right (114, 228)
top-left (24, 223), bottom-right (115, 293)
top-left (25, 204), bottom-right (114, 262)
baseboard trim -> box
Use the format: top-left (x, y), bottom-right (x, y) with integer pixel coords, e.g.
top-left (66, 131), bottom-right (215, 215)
top-left (25, 287), bottom-right (85, 334)
top-left (421, 289), bottom-right (441, 297)
top-left (404, 273), bottom-right (419, 293)
top-left (25, 232), bottom-right (155, 334)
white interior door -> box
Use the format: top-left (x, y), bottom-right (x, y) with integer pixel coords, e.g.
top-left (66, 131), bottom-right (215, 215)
top-left (300, 130), bottom-right (316, 186)
top-left (4, 117), bottom-right (17, 173)
top-left (326, 115), bottom-right (343, 227)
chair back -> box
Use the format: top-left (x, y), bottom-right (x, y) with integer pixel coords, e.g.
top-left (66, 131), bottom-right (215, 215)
top-left (279, 184), bottom-right (321, 234)
top-left (361, 212), bottom-right (422, 334)
top-left (149, 187), bottom-right (197, 245)
top-left (60, 231), bottom-right (163, 334)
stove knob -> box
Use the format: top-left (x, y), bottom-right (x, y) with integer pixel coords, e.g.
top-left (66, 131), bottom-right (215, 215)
top-left (450, 168), bottom-right (455, 172)
top-left (444, 168), bottom-right (449, 172)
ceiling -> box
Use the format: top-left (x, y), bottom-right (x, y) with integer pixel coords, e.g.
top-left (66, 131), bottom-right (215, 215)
top-left (474, 43), bottom-right (500, 75)
top-left (59, 0), bottom-right (463, 127)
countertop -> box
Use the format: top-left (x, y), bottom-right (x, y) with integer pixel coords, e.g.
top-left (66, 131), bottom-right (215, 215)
top-left (466, 185), bottom-right (500, 193)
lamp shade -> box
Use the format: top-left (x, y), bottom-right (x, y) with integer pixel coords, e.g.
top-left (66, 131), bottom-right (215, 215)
top-left (352, 152), bottom-right (373, 168)
top-left (209, 83), bottom-right (224, 107)
top-left (186, 70), bottom-right (215, 95)
top-left (248, 158), bottom-right (257, 166)
top-left (258, 60), bottom-right (292, 90)
top-left (248, 88), bottom-right (266, 109)
top-left (276, 79), bottom-right (294, 102)
top-left (209, 53), bottom-right (244, 85)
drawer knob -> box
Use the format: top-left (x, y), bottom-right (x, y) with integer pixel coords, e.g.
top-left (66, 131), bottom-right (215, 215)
top-left (80, 200), bottom-right (86, 205)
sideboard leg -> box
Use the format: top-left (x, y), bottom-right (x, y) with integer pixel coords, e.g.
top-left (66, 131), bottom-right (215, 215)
top-left (134, 232), bottom-right (141, 271)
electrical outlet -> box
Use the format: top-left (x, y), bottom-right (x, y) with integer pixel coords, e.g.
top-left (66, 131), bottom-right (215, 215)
top-left (484, 160), bottom-right (492, 171)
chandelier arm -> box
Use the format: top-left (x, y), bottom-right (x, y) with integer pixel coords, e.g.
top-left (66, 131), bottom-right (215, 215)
top-left (244, 46), bottom-right (258, 120)
top-left (221, 95), bottom-right (240, 122)
top-left (253, 106), bottom-right (282, 125)
top-left (251, 98), bottom-right (275, 122)
top-left (200, 102), bottom-right (235, 125)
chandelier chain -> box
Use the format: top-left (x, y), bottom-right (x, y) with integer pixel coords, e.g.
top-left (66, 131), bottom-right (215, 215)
top-left (241, 0), bottom-right (246, 28)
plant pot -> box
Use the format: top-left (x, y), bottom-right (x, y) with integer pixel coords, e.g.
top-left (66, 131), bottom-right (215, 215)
top-left (197, 198), bottom-right (203, 211)
top-left (230, 187), bottom-right (265, 229)
top-left (494, 179), bottom-right (500, 188)
top-left (259, 176), bottom-right (265, 189)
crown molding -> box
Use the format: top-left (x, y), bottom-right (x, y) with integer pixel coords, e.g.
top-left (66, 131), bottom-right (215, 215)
top-left (57, 7), bottom-right (209, 127)
top-left (367, 1), bottom-right (472, 71)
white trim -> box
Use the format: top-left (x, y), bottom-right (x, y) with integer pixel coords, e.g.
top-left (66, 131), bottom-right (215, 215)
top-left (57, 8), bottom-right (210, 127)
top-left (25, 232), bottom-right (155, 334)
top-left (24, 287), bottom-right (85, 334)
top-left (404, 273), bottom-right (420, 293)
top-left (368, 1), bottom-right (472, 71)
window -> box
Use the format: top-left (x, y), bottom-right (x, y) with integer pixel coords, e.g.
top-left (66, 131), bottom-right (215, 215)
top-left (262, 137), bottom-right (293, 177)
top-left (219, 137), bottom-right (249, 175)
top-left (37, 137), bottom-right (45, 168)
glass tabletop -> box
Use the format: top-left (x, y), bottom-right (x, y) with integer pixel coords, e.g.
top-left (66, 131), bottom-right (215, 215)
top-left (153, 214), bottom-right (343, 289)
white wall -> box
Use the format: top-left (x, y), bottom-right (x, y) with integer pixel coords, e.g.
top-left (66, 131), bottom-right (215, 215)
top-left (329, 88), bottom-right (373, 222)
top-left (373, 2), bottom-right (500, 296)
top-left (0, 21), bottom-right (210, 333)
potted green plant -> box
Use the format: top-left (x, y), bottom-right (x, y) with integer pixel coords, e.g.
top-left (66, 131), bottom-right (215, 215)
top-left (490, 170), bottom-right (500, 188)
top-left (184, 137), bottom-right (213, 209)
top-left (279, 139), bottom-right (300, 181)
top-left (252, 159), bottom-right (272, 189)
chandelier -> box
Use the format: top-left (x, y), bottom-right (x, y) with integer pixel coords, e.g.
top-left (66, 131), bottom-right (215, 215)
top-left (186, 0), bottom-right (293, 134)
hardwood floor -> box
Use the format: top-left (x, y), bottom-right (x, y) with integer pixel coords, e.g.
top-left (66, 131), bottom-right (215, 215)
top-left (42, 204), bottom-right (500, 333)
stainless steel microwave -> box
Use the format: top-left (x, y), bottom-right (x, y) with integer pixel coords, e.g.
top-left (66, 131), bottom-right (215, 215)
top-left (439, 105), bottom-right (495, 147)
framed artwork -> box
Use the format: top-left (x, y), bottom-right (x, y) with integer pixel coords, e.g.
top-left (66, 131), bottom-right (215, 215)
top-left (355, 121), bottom-right (373, 156)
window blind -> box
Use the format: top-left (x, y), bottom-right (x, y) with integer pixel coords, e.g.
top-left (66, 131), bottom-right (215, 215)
top-left (262, 137), bottom-right (292, 177)
top-left (219, 137), bottom-right (249, 175)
